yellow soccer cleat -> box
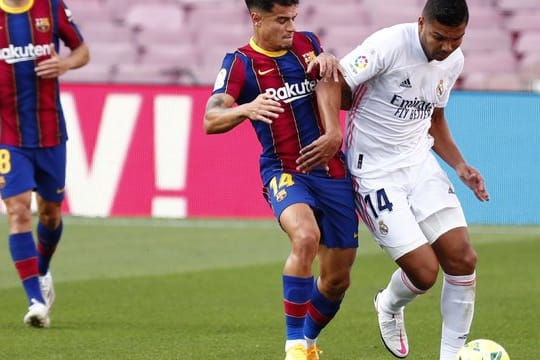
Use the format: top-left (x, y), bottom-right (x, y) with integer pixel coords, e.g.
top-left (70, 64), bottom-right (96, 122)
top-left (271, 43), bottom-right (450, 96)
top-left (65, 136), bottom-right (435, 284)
top-left (285, 344), bottom-right (307, 360)
top-left (307, 345), bottom-right (322, 360)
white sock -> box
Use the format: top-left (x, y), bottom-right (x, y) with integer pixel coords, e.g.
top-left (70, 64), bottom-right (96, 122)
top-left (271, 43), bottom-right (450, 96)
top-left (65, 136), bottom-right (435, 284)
top-left (380, 268), bottom-right (425, 314)
top-left (440, 272), bottom-right (476, 360)
top-left (305, 337), bottom-right (317, 349)
top-left (285, 339), bottom-right (306, 352)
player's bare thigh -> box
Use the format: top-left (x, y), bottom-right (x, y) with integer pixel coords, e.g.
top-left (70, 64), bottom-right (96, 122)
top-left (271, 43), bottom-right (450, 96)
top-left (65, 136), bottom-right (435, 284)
top-left (419, 206), bottom-right (476, 275)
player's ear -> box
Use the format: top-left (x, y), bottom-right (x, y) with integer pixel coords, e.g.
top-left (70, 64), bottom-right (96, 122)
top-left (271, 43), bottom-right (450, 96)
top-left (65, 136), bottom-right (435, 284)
top-left (251, 12), bottom-right (262, 26)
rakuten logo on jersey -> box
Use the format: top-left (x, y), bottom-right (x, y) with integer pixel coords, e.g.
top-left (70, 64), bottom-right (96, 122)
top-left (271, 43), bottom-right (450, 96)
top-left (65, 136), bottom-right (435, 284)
top-left (265, 79), bottom-right (317, 104)
top-left (0, 43), bottom-right (52, 64)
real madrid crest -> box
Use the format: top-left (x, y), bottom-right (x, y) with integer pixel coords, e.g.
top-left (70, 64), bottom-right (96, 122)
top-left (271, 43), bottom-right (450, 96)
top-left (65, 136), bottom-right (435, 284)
top-left (35, 18), bottom-right (50, 32)
top-left (378, 220), bottom-right (388, 236)
top-left (436, 80), bottom-right (444, 97)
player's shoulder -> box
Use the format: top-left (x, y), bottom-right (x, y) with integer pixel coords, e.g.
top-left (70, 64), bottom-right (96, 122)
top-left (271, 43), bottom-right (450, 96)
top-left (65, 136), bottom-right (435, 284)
top-left (448, 47), bottom-right (465, 63)
top-left (368, 23), bottom-right (415, 50)
top-left (295, 31), bottom-right (320, 43)
top-left (442, 47), bottom-right (464, 74)
top-left (294, 31), bottom-right (322, 51)
top-left (222, 46), bottom-right (252, 64)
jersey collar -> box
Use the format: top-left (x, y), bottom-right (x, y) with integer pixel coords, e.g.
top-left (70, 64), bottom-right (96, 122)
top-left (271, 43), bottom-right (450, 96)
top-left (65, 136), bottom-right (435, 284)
top-left (249, 37), bottom-right (288, 58)
top-left (0, 0), bottom-right (34, 14)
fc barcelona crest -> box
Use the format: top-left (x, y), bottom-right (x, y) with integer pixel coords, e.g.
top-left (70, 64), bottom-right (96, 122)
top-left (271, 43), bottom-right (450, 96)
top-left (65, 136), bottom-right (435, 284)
top-left (302, 51), bottom-right (316, 65)
top-left (35, 18), bottom-right (50, 32)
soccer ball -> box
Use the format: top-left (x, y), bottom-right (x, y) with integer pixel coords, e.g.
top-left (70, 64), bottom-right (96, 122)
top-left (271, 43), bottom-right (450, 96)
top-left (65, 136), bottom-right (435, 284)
top-left (456, 339), bottom-right (509, 360)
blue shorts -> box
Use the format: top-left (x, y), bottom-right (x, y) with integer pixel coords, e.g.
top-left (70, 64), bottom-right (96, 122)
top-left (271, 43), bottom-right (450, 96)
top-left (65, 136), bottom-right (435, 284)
top-left (263, 172), bottom-right (359, 249)
top-left (0, 144), bottom-right (66, 202)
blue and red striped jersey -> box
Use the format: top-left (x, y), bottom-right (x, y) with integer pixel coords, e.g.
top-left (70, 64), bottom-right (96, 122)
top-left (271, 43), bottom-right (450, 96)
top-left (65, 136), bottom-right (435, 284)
top-left (0, 0), bottom-right (84, 148)
top-left (213, 32), bottom-right (347, 182)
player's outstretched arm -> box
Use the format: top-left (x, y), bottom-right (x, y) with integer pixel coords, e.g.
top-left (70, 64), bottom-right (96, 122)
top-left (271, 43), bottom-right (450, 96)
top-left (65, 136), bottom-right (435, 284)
top-left (35, 43), bottom-right (89, 79)
top-left (204, 92), bottom-right (283, 134)
top-left (430, 107), bottom-right (490, 202)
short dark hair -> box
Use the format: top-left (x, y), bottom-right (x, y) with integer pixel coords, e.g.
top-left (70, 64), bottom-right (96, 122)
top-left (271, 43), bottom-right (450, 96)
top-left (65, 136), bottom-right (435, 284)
top-left (422, 0), bottom-right (469, 27)
top-left (245, 0), bottom-right (299, 12)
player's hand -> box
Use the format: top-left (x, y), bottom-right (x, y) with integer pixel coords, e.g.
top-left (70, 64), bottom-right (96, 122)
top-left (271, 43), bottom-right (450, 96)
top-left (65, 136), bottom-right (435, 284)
top-left (307, 52), bottom-right (340, 82)
top-left (35, 43), bottom-right (68, 79)
top-left (296, 131), bottom-right (342, 173)
top-left (455, 163), bottom-right (490, 201)
top-left (245, 92), bottom-right (283, 124)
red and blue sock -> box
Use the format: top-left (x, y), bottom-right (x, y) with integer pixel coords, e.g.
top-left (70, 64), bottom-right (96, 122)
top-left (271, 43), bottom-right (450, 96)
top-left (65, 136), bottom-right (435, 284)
top-left (304, 279), bottom-right (342, 340)
top-left (9, 232), bottom-right (45, 305)
top-left (283, 275), bottom-right (313, 341)
top-left (37, 221), bottom-right (62, 275)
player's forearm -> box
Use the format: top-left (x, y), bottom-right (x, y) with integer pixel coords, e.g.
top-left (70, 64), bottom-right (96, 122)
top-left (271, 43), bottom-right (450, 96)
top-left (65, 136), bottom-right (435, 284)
top-left (430, 108), bottom-right (466, 169)
top-left (316, 78), bottom-right (343, 138)
top-left (204, 108), bottom-right (246, 134)
top-left (65, 43), bottom-right (90, 70)
top-left (204, 94), bottom-right (249, 135)
top-left (433, 140), bottom-right (466, 169)
top-left (430, 122), bottom-right (465, 169)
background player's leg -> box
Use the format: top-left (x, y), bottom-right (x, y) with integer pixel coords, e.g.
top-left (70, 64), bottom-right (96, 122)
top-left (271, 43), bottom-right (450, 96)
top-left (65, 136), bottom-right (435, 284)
top-left (5, 192), bottom-right (45, 305)
top-left (4, 192), bottom-right (50, 327)
top-left (36, 196), bottom-right (63, 276)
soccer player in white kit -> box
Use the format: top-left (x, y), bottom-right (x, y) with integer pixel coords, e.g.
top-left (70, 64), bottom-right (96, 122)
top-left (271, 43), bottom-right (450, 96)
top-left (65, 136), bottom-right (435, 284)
top-left (297, 0), bottom-right (490, 359)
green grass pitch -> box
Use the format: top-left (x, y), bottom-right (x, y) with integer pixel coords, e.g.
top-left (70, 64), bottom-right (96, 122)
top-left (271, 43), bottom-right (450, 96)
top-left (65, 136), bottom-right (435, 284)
top-left (0, 217), bottom-right (538, 359)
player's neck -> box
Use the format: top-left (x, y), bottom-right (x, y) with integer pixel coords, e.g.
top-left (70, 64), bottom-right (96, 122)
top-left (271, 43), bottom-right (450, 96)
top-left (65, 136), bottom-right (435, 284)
top-left (2, 0), bottom-right (31, 8)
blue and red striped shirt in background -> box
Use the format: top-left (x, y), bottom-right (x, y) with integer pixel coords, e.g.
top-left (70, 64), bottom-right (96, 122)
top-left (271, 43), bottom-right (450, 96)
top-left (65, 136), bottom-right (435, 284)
top-left (0, 0), bottom-right (84, 148)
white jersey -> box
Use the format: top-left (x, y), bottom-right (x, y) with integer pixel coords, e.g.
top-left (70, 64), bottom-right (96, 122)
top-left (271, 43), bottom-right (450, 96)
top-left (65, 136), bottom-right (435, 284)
top-left (340, 22), bottom-right (463, 179)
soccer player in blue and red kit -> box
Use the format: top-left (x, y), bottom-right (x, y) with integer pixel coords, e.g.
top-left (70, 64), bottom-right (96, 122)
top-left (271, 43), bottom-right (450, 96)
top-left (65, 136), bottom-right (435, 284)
top-left (204, 1), bottom-right (358, 359)
top-left (0, 0), bottom-right (89, 328)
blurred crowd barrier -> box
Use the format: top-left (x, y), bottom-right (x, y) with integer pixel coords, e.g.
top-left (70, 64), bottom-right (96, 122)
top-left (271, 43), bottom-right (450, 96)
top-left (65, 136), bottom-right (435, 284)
top-left (62, 0), bottom-right (540, 92)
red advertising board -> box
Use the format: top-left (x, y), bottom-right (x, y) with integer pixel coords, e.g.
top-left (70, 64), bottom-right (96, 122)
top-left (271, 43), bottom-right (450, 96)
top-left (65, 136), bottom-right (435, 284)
top-left (59, 83), bottom-right (273, 218)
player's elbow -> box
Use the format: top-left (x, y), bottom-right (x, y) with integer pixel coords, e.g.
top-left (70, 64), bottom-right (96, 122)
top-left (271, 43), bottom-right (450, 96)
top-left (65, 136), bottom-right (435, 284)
top-left (203, 115), bottom-right (221, 135)
top-left (203, 117), bottom-right (215, 134)
top-left (72, 43), bottom-right (90, 69)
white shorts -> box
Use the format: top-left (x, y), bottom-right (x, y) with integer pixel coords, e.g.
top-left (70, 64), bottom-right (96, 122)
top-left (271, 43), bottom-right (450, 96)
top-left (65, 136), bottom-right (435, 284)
top-left (353, 153), bottom-right (467, 260)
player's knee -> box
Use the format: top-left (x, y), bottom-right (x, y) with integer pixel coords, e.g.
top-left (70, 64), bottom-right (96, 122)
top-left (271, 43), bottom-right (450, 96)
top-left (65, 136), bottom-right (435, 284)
top-left (6, 203), bottom-right (32, 226)
top-left (446, 247), bottom-right (477, 275)
top-left (410, 266), bottom-right (439, 291)
top-left (320, 273), bottom-right (351, 299)
top-left (37, 203), bottom-right (62, 229)
top-left (38, 213), bottom-right (61, 230)
top-left (290, 230), bottom-right (319, 259)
